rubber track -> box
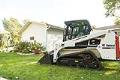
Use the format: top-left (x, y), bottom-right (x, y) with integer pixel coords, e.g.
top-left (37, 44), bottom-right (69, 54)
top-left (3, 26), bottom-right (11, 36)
top-left (56, 52), bottom-right (102, 70)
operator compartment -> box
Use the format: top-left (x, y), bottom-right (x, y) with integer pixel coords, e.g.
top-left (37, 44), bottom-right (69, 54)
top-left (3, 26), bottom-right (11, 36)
top-left (63, 20), bottom-right (105, 49)
top-left (63, 20), bottom-right (92, 41)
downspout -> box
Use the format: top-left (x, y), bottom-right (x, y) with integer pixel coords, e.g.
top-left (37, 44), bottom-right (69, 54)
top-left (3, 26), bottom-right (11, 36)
top-left (45, 23), bottom-right (51, 51)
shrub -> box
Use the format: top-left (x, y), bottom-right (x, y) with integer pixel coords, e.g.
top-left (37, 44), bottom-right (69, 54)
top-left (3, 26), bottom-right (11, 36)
top-left (14, 41), bottom-right (46, 54)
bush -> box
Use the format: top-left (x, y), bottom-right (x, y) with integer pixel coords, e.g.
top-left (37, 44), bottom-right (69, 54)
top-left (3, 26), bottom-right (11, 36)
top-left (14, 41), bottom-right (46, 54)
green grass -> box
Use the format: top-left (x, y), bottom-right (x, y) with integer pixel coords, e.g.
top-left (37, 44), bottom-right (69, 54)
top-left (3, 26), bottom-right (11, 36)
top-left (0, 52), bottom-right (120, 80)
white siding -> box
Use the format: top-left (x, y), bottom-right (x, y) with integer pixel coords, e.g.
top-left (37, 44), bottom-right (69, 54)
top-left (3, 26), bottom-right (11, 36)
top-left (47, 28), bottom-right (63, 51)
top-left (21, 23), bottom-right (47, 47)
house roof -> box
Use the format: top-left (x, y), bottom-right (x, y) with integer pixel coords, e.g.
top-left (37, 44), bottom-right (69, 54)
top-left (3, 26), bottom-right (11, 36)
top-left (46, 23), bottom-right (64, 30)
top-left (94, 25), bottom-right (120, 30)
top-left (19, 22), bottom-right (32, 34)
top-left (19, 21), bottom-right (64, 34)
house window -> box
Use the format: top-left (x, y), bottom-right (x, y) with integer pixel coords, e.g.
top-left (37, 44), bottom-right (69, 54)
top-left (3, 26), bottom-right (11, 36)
top-left (30, 36), bottom-right (34, 40)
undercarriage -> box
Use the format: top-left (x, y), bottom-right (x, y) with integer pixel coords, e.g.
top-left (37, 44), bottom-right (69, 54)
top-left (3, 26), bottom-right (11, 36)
top-left (38, 51), bottom-right (102, 70)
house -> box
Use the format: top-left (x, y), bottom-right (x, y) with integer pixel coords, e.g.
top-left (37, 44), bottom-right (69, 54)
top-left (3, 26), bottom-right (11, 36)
top-left (19, 21), bottom-right (64, 51)
top-left (93, 25), bottom-right (120, 35)
top-left (94, 25), bottom-right (120, 30)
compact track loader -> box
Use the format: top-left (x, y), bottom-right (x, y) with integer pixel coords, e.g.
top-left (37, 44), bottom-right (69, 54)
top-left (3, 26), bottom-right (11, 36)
top-left (38, 20), bottom-right (120, 69)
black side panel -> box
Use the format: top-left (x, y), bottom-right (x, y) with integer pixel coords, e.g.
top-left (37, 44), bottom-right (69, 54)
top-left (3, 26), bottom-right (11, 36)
top-left (75, 40), bottom-right (88, 48)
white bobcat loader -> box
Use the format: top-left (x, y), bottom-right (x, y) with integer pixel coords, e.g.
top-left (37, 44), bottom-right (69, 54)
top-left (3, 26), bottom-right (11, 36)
top-left (38, 20), bottom-right (120, 69)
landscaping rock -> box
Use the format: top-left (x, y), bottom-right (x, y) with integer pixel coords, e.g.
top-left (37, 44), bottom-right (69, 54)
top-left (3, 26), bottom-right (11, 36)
top-left (17, 52), bottom-right (34, 55)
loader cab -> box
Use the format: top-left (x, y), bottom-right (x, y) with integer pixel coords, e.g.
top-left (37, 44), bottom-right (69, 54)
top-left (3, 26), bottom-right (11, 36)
top-left (63, 20), bottom-right (92, 41)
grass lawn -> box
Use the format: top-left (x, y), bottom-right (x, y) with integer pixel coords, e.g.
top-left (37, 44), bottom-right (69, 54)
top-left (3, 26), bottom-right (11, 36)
top-left (0, 52), bottom-right (120, 80)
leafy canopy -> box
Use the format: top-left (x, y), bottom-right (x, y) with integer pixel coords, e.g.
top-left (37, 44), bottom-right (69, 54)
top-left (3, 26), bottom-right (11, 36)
top-left (104, 0), bottom-right (120, 16)
top-left (2, 18), bottom-right (22, 45)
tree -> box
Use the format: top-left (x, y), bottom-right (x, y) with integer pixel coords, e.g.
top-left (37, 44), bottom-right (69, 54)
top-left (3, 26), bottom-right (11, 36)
top-left (104, 0), bottom-right (120, 17)
top-left (0, 34), bottom-right (3, 48)
top-left (2, 18), bottom-right (22, 46)
top-left (114, 17), bottom-right (120, 24)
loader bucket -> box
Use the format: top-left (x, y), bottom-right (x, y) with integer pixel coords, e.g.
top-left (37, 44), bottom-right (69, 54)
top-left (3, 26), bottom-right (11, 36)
top-left (38, 53), bottom-right (53, 64)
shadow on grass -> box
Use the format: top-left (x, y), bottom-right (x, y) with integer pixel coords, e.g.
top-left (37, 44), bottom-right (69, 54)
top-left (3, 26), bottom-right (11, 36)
top-left (101, 61), bottom-right (120, 75)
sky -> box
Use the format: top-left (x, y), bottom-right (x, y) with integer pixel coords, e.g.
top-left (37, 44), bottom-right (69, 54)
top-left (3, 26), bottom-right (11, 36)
top-left (0, 0), bottom-right (115, 31)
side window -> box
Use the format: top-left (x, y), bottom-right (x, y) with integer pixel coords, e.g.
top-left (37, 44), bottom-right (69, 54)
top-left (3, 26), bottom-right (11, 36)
top-left (30, 36), bottom-right (34, 40)
top-left (66, 26), bottom-right (72, 40)
top-left (73, 27), bottom-right (79, 37)
top-left (73, 28), bottom-right (77, 35)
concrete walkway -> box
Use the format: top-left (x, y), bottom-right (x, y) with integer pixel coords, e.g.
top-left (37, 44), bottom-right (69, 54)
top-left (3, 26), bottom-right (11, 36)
top-left (0, 77), bottom-right (7, 80)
